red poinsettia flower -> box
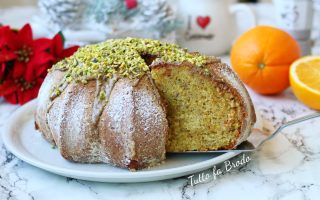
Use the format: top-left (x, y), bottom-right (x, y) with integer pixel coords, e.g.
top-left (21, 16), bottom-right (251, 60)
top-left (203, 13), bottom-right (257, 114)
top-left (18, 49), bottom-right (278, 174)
top-left (0, 24), bottom-right (79, 105)
top-left (0, 26), bottom-right (16, 64)
top-left (0, 76), bottom-right (45, 104)
top-left (10, 24), bottom-right (53, 81)
top-left (50, 33), bottom-right (79, 63)
top-left (0, 26), bottom-right (16, 81)
top-left (0, 26), bottom-right (12, 47)
top-left (0, 24), bottom-right (54, 104)
top-left (0, 63), bottom-right (6, 80)
top-left (0, 24), bottom-right (79, 104)
top-left (0, 48), bottom-right (16, 63)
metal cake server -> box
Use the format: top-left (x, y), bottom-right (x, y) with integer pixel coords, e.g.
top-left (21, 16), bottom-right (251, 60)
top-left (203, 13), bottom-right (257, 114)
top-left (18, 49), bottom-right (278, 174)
top-left (173, 112), bottom-right (320, 154)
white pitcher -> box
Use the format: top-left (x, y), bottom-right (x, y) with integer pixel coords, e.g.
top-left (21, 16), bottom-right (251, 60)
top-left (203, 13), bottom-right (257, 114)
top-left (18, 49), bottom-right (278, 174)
top-left (176, 0), bottom-right (257, 56)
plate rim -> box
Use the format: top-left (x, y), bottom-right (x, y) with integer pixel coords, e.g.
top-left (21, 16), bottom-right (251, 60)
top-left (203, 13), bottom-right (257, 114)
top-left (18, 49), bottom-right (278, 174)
top-left (2, 99), bottom-right (239, 182)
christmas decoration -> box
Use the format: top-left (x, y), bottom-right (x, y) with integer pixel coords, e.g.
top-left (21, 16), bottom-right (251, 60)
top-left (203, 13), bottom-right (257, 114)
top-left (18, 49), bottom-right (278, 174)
top-left (38, 0), bottom-right (85, 30)
top-left (0, 24), bottom-right (79, 105)
top-left (35, 0), bottom-right (178, 42)
top-left (125, 0), bottom-right (138, 10)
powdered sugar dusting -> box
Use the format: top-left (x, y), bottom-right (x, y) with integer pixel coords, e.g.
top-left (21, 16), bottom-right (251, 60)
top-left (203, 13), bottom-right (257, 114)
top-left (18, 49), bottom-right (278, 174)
top-left (37, 71), bottom-right (168, 169)
top-left (47, 82), bottom-right (105, 163)
top-left (135, 89), bottom-right (165, 132)
top-left (105, 78), bottom-right (137, 164)
top-left (92, 76), bottom-right (119, 125)
top-left (36, 70), bottom-right (65, 144)
top-left (132, 75), bottom-right (167, 165)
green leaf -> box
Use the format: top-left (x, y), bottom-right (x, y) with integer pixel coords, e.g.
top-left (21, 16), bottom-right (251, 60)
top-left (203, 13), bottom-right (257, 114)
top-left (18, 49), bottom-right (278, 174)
top-left (58, 31), bottom-right (65, 45)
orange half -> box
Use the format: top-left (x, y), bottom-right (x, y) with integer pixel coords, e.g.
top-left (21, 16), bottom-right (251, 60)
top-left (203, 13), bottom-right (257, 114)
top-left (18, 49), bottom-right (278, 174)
top-left (290, 56), bottom-right (320, 110)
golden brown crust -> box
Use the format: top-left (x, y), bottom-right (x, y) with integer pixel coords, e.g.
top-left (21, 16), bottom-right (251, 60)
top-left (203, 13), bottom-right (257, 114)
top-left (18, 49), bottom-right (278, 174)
top-left (205, 60), bottom-right (256, 148)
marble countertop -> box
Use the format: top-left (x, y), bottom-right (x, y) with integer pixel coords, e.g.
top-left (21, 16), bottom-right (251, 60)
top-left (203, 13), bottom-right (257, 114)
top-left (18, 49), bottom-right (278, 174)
top-left (1, 4), bottom-right (320, 200)
top-left (1, 87), bottom-right (320, 200)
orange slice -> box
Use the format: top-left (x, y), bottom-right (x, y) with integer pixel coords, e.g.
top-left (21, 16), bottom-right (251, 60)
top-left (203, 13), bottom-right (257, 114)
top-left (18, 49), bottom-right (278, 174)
top-left (290, 56), bottom-right (320, 110)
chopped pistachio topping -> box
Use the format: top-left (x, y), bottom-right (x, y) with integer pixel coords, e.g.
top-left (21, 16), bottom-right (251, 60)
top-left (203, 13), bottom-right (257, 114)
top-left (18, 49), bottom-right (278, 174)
top-left (203, 68), bottom-right (210, 76)
top-left (53, 38), bottom-right (207, 82)
top-left (99, 91), bottom-right (106, 101)
top-left (52, 88), bottom-right (61, 96)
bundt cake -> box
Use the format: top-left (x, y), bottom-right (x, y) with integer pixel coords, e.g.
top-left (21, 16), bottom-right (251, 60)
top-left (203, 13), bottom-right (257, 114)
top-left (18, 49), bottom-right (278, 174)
top-left (35, 38), bottom-right (256, 170)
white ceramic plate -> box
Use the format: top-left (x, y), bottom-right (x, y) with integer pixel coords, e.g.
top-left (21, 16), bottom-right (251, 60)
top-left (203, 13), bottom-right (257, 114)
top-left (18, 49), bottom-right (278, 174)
top-left (2, 99), bottom-right (239, 183)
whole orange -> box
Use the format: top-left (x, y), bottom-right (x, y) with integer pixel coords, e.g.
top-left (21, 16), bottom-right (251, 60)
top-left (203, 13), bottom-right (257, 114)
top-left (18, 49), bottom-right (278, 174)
top-left (231, 26), bottom-right (301, 95)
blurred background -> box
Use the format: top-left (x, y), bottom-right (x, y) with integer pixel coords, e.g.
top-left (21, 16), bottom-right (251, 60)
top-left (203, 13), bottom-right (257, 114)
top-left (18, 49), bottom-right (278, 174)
top-left (1, 0), bottom-right (318, 56)
top-left (2, 0), bottom-right (319, 119)
top-left (1, 0), bottom-right (272, 7)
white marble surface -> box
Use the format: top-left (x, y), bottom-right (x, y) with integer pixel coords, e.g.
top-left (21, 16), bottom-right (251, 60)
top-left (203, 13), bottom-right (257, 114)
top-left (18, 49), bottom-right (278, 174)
top-left (1, 87), bottom-right (320, 200)
top-left (1, 4), bottom-right (320, 200)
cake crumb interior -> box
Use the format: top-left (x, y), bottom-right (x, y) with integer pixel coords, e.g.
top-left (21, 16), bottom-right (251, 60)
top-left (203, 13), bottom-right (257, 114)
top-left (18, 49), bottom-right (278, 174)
top-left (151, 65), bottom-right (242, 151)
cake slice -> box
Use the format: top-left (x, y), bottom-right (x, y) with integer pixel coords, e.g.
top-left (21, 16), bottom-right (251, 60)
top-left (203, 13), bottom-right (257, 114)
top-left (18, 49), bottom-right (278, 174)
top-left (151, 56), bottom-right (255, 152)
